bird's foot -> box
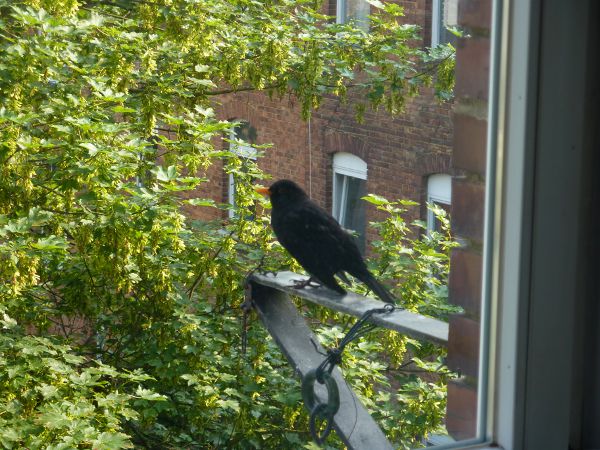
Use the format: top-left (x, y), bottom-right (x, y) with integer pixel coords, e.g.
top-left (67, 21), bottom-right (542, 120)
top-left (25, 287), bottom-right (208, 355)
top-left (291, 276), bottom-right (321, 290)
top-left (258, 269), bottom-right (278, 277)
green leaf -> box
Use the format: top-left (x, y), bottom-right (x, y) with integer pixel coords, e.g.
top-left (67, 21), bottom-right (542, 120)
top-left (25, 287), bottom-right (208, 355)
top-left (185, 198), bottom-right (216, 207)
top-left (112, 105), bottom-right (137, 113)
top-left (217, 399), bottom-right (240, 412)
top-left (79, 142), bottom-right (100, 156)
top-left (1, 313), bottom-right (18, 330)
top-left (31, 236), bottom-right (69, 251)
top-left (91, 432), bottom-right (133, 449)
top-left (37, 409), bottom-right (71, 429)
top-left (28, 207), bottom-right (53, 227)
top-left (362, 194), bottom-right (389, 205)
top-left (37, 384), bottom-right (59, 399)
top-left (154, 165), bottom-right (178, 182)
top-left (135, 386), bottom-right (166, 401)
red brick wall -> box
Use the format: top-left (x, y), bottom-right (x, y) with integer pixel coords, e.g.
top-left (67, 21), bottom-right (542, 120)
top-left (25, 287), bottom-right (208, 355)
top-left (183, 0), bottom-right (455, 236)
top-left (181, 92), bottom-right (311, 222)
top-left (445, 0), bottom-right (492, 440)
top-left (313, 87), bottom-right (454, 241)
top-left (185, 0), bottom-right (455, 242)
top-left (202, 85), bottom-right (454, 247)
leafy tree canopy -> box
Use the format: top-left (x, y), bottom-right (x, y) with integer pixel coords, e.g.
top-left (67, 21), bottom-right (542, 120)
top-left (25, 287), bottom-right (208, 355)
top-left (0, 0), bottom-right (456, 448)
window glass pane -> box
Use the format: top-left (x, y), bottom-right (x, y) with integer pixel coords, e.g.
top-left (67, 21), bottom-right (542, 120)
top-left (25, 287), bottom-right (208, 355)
top-left (333, 172), bottom-right (366, 253)
top-left (345, 0), bottom-right (369, 19)
top-left (433, 0), bottom-right (459, 46)
top-left (431, 201), bottom-right (451, 234)
top-left (341, 175), bottom-right (366, 252)
top-left (427, 174), bottom-right (452, 234)
top-left (228, 123), bottom-right (257, 219)
top-left (229, 162), bottom-right (256, 220)
top-left (344, 0), bottom-right (370, 30)
top-left (333, 172), bottom-right (345, 220)
top-left (441, 0), bottom-right (458, 44)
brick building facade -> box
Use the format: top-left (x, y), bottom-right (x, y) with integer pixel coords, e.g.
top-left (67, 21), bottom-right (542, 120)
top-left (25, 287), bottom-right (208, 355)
top-left (192, 0), bottom-right (456, 250)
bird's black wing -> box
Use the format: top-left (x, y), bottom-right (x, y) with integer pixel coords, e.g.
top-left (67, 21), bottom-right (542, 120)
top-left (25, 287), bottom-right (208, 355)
top-left (271, 199), bottom-right (359, 293)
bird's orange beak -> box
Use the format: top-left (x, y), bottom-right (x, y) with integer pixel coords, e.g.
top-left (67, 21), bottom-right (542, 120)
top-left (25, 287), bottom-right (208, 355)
top-left (255, 186), bottom-right (271, 197)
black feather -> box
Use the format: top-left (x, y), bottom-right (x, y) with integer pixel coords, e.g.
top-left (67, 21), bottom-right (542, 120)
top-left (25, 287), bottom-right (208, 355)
top-left (266, 179), bottom-right (395, 304)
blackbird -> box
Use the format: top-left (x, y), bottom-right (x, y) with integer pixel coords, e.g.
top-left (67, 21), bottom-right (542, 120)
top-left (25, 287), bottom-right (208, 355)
top-left (256, 179), bottom-right (395, 304)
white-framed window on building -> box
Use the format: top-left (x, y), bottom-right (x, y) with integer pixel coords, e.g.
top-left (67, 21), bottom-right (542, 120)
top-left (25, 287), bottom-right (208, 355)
top-left (426, 173), bottom-right (452, 235)
top-left (335, 0), bottom-right (370, 31)
top-left (332, 152), bottom-right (368, 253)
top-left (431, 0), bottom-right (459, 46)
top-left (227, 122), bottom-right (257, 218)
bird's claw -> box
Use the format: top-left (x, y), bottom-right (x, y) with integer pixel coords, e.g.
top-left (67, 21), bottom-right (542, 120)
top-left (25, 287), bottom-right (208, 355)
top-left (259, 269), bottom-right (278, 277)
top-left (291, 277), bottom-right (321, 290)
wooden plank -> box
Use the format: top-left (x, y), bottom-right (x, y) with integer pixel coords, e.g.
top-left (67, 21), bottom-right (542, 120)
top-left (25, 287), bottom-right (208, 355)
top-left (250, 271), bottom-right (448, 346)
top-left (251, 282), bottom-right (394, 450)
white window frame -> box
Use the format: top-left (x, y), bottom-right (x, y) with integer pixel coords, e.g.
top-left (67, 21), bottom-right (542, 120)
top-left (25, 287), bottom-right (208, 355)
top-left (431, 0), bottom-right (442, 46)
top-left (332, 152), bottom-right (367, 227)
top-left (431, 0), bottom-right (459, 46)
top-left (426, 173), bottom-right (452, 235)
top-left (335, 0), bottom-right (346, 24)
top-left (458, 0), bottom-right (596, 448)
top-left (228, 126), bottom-right (257, 218)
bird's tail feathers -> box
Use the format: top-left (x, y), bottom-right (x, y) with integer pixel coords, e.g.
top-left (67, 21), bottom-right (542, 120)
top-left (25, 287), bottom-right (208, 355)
top-left (363, 272), bottom-right (396, 304)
